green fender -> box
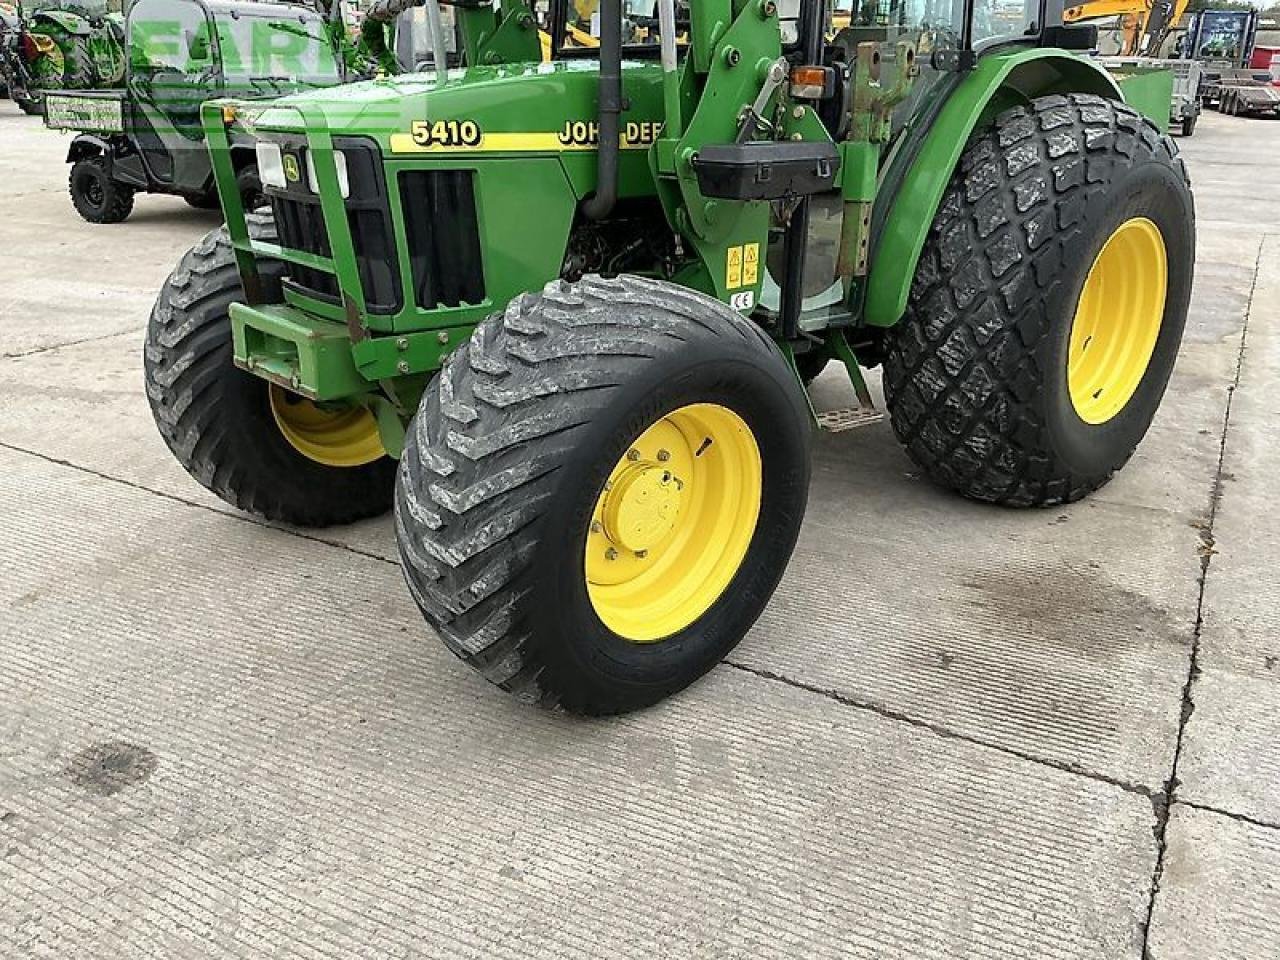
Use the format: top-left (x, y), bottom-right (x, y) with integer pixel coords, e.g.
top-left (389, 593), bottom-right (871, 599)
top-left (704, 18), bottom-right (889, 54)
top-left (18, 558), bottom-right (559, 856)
top-left (863, 48), bottom-right (1123, 328)
top-left (31, 10), bottom-right (90, 35)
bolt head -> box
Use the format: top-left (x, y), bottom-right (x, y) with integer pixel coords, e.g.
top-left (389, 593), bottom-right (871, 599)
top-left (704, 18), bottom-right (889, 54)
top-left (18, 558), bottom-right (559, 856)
top-left (635, 549), bottom-right (648, 559)
top-left (590, 520), bottom-right (602, 534)
top-left (396, 360), bottom-right (410, 374)
top-left (436, 331), bottom-right (449, 344)
top-left (605, 547), bottom-right (619, 561)
top-left (656, 449), bottom-right (671, 462)
top-left (396, 337), bottom-right (409, 351)
top-left (793, 106), bottom-right (806, 119)
top-left (626, 448), bottom-right (641, 461)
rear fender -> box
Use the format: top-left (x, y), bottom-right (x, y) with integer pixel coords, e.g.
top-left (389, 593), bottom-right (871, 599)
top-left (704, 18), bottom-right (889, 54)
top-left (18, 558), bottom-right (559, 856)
top-left (31, 11), bottom-right (90, 35)
top-left (67, 133), bottom-right (110, 164)
top-left (863, 49), bottom-right (1122, 327)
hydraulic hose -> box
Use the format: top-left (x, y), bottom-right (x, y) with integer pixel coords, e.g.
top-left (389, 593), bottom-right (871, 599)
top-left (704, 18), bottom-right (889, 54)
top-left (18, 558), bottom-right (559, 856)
top-left (581, 0), bottom-right (621, 220)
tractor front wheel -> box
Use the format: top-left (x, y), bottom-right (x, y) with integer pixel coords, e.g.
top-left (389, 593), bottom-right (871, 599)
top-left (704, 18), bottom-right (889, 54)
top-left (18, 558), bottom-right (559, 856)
top-left (883, 94), bottom-right (1194, 506)
top-left (69, 156), bottom-right (134, 223)
top-left (395, 276), bottom-right (811, 714)
top-left (144, 216), bottom-right (396, 526)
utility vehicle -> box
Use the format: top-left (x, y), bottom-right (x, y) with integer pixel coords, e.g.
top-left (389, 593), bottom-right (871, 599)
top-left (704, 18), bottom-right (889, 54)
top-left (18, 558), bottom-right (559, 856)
top-left (45, 0), bottom-right (343, 222)
top-left (146, 0), bottom-right (1196, 714)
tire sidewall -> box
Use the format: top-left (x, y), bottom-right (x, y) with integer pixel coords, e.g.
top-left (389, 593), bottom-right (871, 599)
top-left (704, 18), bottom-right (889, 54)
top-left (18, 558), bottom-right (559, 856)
top-left (70, 158), bottom-right (108, 217)
top-left (527, 337), bottom-right (811, 707)
top-left (1038, 157), bottom-right (1195, 479)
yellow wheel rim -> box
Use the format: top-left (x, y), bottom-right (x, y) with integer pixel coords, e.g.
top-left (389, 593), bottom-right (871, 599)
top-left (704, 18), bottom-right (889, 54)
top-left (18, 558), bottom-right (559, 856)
top-left (268, 386), bottom-right (384, 468)
top-left (585, 403), bottom-right (762, 643)
top-left (1068, 217), bottom-right (1168, 424)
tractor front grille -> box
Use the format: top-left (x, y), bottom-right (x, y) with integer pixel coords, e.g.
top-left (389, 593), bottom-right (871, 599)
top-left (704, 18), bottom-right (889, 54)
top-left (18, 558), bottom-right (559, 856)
top-left (270, 194), bottom-right (340, 303)
top-left (267, 138), bottom-right (401, 315)
top-left (398, 170), bottom-right (485, 310)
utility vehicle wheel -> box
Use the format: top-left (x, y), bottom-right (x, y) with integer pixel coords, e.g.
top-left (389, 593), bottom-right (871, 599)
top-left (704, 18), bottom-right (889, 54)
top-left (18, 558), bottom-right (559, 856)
top-left (69, 156), bottom-right (133, 223)
top-left (395, 275), bottom-right (811, 714)
top-left (883, 94), bottom-right (1194, 506)
top-left (184, 189), bottom-right (220, 210)
top-left (17, 95), bottom-right (43, 116)
top-left (145, 215), bottom-right (396, 527)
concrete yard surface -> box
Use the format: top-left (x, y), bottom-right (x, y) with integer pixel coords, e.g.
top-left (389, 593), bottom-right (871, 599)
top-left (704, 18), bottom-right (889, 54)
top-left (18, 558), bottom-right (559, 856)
top-left (2, 103), bottom-right (1279, 958)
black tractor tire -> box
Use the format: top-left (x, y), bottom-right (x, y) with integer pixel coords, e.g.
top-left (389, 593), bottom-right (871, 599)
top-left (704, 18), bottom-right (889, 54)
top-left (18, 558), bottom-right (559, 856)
top-left (17, 94), bottom-right (43, 116)
top-left (69, 156), bottom-right (134, 223)
top-left (395, 275), bottom-right (812, 714)
top-left (794, 349), bottom-right (830, 385)
top-left (144, 215), bottom-right (397, 527)
top-left (237, 166), bottom-right (265, 212)
top-left (882, 94), bottom-right (1194, 507)
top-left (63, 37), bottom-right (93, 87)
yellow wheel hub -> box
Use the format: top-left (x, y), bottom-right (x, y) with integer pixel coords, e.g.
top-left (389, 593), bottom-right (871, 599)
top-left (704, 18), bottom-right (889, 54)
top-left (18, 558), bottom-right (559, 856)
top-left (586, 403), bottom-right (762, 643)
top-left (1068, 217), bottom-right (1168, 424)
top-left (268, 385), bottom-right (384, 468)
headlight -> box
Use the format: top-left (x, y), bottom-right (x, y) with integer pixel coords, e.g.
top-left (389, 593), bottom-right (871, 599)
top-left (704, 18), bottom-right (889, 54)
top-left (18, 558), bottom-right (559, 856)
top-left (305, 149), bottom-right (350, 200)
top-left (255, 141), bottom-right (286, 190)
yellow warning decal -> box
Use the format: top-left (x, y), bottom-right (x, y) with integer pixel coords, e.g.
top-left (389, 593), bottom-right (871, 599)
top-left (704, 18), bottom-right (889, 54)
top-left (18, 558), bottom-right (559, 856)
top-left (743, 242), bottom-right (759, 286)
top-left (726, 245), bottom-right (743, 289)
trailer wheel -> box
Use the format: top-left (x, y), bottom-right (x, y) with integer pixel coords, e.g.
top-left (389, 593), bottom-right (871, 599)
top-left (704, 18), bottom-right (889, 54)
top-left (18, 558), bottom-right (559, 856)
top-left (69, 156), bottom-right (134, 223)
top-left (145, 215), bottom-right (396, 526)
top-left (395, 275), bottom-right (811, 714)
top-left (883, 94), bottom-right (1194, 507)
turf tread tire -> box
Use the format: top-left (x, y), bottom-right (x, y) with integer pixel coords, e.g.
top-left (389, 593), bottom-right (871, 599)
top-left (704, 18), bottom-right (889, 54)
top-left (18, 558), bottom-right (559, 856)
top-left (882, 94), bottom-right (1193, 507)
top-left (144, 215), bottom-right (397, 526)
top-left (395, 274), bottom-right (809, 714)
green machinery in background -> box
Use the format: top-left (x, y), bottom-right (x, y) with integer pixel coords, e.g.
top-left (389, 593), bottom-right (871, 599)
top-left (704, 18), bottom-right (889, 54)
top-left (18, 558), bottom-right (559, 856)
top-left (11, 0), bottom-right (124, 105)
top-left (45, 0), bottom-right (346, 222)
top-left (146, 0), bottom-right (1196, 714)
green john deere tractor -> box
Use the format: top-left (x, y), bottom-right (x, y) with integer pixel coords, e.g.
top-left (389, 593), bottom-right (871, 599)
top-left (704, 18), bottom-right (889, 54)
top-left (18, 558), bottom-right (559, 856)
top-left (146, 0), bottom-right (1195, 714)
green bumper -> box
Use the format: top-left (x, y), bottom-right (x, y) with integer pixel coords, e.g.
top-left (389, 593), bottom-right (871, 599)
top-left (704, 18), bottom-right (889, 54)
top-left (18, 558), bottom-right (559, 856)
top-left (229, 303), bottom-right (368, 401)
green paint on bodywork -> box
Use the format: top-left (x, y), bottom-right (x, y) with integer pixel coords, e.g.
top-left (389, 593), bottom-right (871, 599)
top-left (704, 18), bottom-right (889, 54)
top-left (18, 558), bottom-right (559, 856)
top-left (228, 302), bottom-right (369, 400)
top-left (1109, 66), bottom-right (1173, 134)
top-left (863, 48), bottom-right (1124, 328)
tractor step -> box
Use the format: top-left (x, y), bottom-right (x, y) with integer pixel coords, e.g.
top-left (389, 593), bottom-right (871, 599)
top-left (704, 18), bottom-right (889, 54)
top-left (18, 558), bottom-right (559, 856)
top-left (815, 406), bottom-right (885, 432)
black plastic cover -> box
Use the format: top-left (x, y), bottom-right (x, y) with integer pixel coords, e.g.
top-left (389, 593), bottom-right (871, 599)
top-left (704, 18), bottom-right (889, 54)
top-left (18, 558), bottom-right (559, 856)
top-left (692, 141), bottom-right (840, 201)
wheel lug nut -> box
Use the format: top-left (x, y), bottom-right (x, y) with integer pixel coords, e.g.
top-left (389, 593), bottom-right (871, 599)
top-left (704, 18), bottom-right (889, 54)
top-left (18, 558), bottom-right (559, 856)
top-left (605, 547), bottom-right (619, 560)
top-left (626, 448), bottom-right (641, 461)
top-left (635, 550), bottom-right (648, 559)
top-left (590, 521), bottom-right (602, 534)
top-left (656, 449), bottom-right (670, 462)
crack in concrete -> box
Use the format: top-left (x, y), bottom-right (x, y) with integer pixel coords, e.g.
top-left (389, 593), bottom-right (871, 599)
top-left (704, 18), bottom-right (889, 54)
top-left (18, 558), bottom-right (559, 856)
top-left (1178, 799), bottom-right (1280, 834)
top-left (722, 659), bottom-right (1158, 800)
top-left (0, 440), bottom-right (400, 569)
top-left (1138, 237), bottom-right (1264, 960)
top-left (1, 328), bottom-right (139, 360)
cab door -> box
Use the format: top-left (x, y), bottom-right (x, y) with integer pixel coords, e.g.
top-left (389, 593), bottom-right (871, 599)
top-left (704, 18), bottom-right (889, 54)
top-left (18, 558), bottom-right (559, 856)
top-left (125, 0), bottom-right (220, 190)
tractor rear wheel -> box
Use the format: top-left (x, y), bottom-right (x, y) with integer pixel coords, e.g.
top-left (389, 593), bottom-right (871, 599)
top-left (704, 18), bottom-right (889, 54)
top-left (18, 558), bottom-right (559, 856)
top-left (395, 275), bottom-right (811, 714)
top-left (69, 156), bottom-right (133, 223)
top-left (144, 215), bottom-right (396, 526)
top-left (883, 94), bottom-right (1194, 506)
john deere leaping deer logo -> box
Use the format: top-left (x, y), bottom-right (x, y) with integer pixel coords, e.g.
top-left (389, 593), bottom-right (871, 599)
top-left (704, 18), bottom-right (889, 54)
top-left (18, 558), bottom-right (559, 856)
top-left (283, 154), bottom-right (300, 183)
